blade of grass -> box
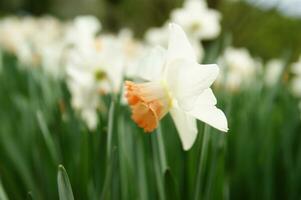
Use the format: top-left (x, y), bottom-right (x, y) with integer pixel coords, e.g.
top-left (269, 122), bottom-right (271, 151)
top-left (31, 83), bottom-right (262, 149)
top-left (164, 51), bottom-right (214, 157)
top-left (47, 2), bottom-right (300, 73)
top-left (100, 147), bottom-right (117, 200)
top-left (36, 110), bottom-right (60, 164)
top-left (137, 134), bottom-right (149, 200)
top-left (117, 113), bottom-right (130, 199)
top-left (106, 101), bottom-right (115, 161)
top-left (57, 165), bottom-right (74, 200)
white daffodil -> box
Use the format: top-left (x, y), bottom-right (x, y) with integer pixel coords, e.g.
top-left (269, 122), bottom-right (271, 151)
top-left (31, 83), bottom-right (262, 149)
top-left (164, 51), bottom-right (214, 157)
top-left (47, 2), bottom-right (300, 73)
top-left (66, 33), bottom-right (124, 130)
top-left (291, 56), bottom-right (301, 97)
top-left (40, 41), bottom-right (66, 79)
top-left (65, 15), bottom-right (101, 50)
top-left (217, 47), bottom-right (261, 91)
top-left (264, 59), bottom-right (284, 86)
top-left (291, 56), bottom-right (301, 75)
top-left (125, 23), bottom-right (228, 150)
top-left (145, 23), bottom-right (169, 47)
top-left (116, 29), bottom-right (148, 78)
top-left (291, 77), bottom-right (301, 97)
top-left (171, 0), bottom-right (221, 41)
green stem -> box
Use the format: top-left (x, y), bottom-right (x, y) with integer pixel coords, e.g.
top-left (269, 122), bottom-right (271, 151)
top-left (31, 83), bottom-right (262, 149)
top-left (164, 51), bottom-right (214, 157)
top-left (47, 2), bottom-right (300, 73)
top-left (151, 133), bottom-right (166, 200)
top-left (156, 125), bottom-right (168, 174)
top-left (106, 101), bottom-right (115, 161)
top-left (194, 125), bottom-right (211, 200)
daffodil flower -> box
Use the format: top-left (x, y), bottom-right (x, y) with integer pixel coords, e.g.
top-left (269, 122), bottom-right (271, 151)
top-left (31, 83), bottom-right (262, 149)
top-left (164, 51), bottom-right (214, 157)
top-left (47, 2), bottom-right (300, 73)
top-left (125, 23), bottom-right (228, 150)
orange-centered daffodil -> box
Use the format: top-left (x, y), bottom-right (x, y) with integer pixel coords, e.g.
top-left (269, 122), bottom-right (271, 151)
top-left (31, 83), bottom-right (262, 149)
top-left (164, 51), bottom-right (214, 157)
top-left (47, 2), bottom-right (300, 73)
top-left (125, 23), bottom-right (228, 150)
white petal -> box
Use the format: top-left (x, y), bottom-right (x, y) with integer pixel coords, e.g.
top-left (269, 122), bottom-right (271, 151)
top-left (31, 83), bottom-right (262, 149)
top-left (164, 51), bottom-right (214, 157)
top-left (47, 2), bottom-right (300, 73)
top-left (166, 23), bottom-right (196, 67)
top-left (136, 46), bottom-right (166, 81)
top-left (170, 107), bottom-right (198, 150)
top-left (81, 109), bottom-right (98, 131)
top-left (166, 59), bottom-right (219, 111)
top-left (188, 91), bottom-right (228, 132)
top-left (196, 88), bottom-right (217, 105)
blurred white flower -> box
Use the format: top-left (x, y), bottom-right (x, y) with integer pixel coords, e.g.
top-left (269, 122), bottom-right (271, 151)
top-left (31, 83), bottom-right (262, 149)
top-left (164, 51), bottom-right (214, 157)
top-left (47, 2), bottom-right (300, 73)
top-left (291, 77), bottom-right (301, 97)
top-left (0, 17), bottom-right (24, 53)
top-left (144, 23), bottom-right (204, 61)
top-left (40, 42), bottom-right (66, 79)
top-left (66, 33), bottom-right (124, 130)
top-left (65, 15), bottom-right (101, 50)
top-left (125, 23), bottom-right (228, 150)
top-left (291, 56), bottom-right (301, 75)
top-left (170, 0), bottom-right (221, 41)
top-left (291, 56), bottom-right (301, 97)
top-left (264, 59), bottom-right (283, 86)
top-left (145, 23), bottom-right (169, 47)
top-left (217, 47), bottom-right (262, 91)
top-left (0, 16), bottom-right (67, 72)
top-left (117, 29), bottom-right (148, 78)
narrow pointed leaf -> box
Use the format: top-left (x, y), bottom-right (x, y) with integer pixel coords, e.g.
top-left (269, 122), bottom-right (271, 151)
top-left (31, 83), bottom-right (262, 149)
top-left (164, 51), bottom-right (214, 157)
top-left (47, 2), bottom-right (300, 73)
top-left (57, 165), bottom-right (74, 200)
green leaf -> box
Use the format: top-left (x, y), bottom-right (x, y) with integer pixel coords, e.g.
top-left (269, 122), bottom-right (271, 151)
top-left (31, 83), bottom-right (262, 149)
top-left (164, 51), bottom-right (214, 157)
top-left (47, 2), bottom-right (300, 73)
top-left (0, 178), bottom-right (9, 200)
top-left (57, 165), bottom-right (74, 200)
top-left (151, 134), bottom-right (166, 200)
top-left (156, 125), bottom-right (168, 175)
top-left (106, 101), bottom-right (115, 161)
top-left (164, 170), bottom-right (179, 200)
top-left (36, 110), bottom-right (60, 164)
top-left (26, 191), bottom-right (33, 200)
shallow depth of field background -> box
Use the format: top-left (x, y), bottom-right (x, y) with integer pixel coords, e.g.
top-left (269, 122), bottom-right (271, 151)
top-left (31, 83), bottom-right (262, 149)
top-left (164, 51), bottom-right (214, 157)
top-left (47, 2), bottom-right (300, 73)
top-left (1, 0), bottom-right (301, 200)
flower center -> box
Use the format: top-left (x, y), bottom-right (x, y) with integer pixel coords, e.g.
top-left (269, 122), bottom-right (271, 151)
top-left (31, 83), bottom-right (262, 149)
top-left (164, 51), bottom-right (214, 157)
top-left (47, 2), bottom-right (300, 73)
top-left (190, 22), bottom-right (202, 34)
top-left (94, 69), bottom-right (107, 81)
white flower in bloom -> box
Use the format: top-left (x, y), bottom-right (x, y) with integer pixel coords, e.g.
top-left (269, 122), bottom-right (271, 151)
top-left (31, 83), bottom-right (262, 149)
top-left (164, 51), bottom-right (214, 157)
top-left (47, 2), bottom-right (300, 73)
top-left (145, 23), bottom-right (169, 47)
top-left (171, 0), bottom-right (221, 41)
top-left (217, 47), bottom-right (261, 91)
top-left (291, 56), bottom-right (301, 75)
top-left (291, 77), bottom-right (301, 97)
top-left (291, 57), bottom-right (301, 97)
top-left (125, 23), bottom-right (228, 150)
top-left (0, 16), bottom-right (67, 71)
top-left (0, 17), bottom-right (37, 67)
top-left (40, 42), bottom-right (66, 78)
top-left (0, 17), bottom-right (24, 53)
top-left (264, 59), bottom-right (283, 86)
top-left (66, 34), bottom-right (124, 130)
top-left (117, 29), bottom-right (148, 78)
top-left (65, 15), bottom-right (101, 50)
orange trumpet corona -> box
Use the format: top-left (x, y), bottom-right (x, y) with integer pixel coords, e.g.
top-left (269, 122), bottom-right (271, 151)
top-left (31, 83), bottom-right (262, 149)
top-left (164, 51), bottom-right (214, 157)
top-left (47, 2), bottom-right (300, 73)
top-left (125, 81), bottom-right (169, 132)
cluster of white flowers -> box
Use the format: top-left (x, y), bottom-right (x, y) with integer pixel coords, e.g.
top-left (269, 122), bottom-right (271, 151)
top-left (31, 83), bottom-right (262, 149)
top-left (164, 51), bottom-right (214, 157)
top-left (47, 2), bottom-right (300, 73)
top-left (145, 0), bottom-right (221, 61)
top-left (0, 15), bottom-right (150, 130)
top-left (0, 10), bottom-right (230, 150)
top-left (0, 16), bottom-right (66, 77)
